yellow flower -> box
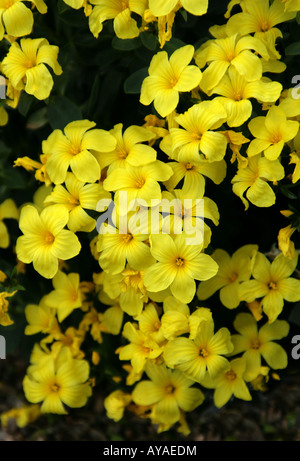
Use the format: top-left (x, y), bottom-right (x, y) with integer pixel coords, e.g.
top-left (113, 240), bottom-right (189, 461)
top-left (23, 347), bottom-right (92, 414)
top-left (229, 312), bottom-right (289, 381)
top-left (201, 357), bottom-right (252, 408)
top-left (289, 151), bottom-right (300, 184)
top-left (282, 0), bottom-right (300, 12)
top-left (247, 106), bottom-right (299, 160)
top-left (104, 390), bottom-right (132, 422)
top-left (14, 154), bottom-right (52, 187)
top-left (43, 120), bottom-right (116, 184)
top-left (156, 8), bottom-right (178, 49)
top-left (89, 0), bottom-right (147, 39)
top-left (118, 321), bottom-right (163, 374)
top-left (1, 404), bottom-right (41, 428)
top-left (225, 0), bottom-right (296, 59)
top-left (278, 225), bottom-right (296, 260)
top-left (44, 172), bottom-right (110, 233)
top-left (43, 270), bottom-right (82, 322)
top-left (239, 251), bottom-right (300, 323)
top-left (0, 107), bottom-right (8, 126)
top-left (16, 204), bottom-right (81, 279)
top-left (103, 160), bottom-right (173, 211)
top-left (0, 0), bottom-right (47, 40)
top-left (231, 154), bottom-right (284, 209)
top-left (195, 33), bottom-right (269, 95)
top-left (162, 156), bottom-right (227, 197)
top-left (159, 187), bottom-right (220, 249)
top-left (168, 100), bottom-right (228, 163)
top-left (140, 45), bottom-right (202, 118)
top-left (14, 156), bottom-right (43, 173)
top-left (135, 302), bottom-right (165, 345)
top-left (224, 0), bottom-right (242, 18)
top-left (222, 130), bottom-right (250, 167)
top-left (143, 233), bottom-right (219, 304)
top-left (160, 296), bottom-right (212, 341)
top-left (164, 318), bottom-right (233, 382)
top-left (97, 212), bottom-right (156, 275)
top-left (132, 362), bottom-right (204, 431)
top-left (0, 198), bottom-right (19, 248)
top-left (0, 290), bottom-right (16, 326)
top-left (79, 307), bottom-right (106, 343)
top-left (24, 296), bottom-right (60, 338)
top-left (197, 245), bottom-right (258, 309)
top-left (100, 267), bottom-right (148, 316)
top-left (55, 327), bottom-right (86, 359)
top-left (2, 38), bottom-right (62, 100)
top-left (149, 0), bottom-right (208, 16)
top-left (210, 67), bottom-right (282, 127)
top-left (160, 296), bottom-right (190, 340)
top-left (63, 0), bottom-right (92, 16)
top-left (102, 304), bottom-right (124, 335)
top-left (94, 123), bottom-right (156, 173)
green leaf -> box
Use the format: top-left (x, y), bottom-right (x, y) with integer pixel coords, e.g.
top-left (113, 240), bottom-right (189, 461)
top-left (179, 9), bottom-right (188, 22)
top-left (17, 92), bottom-right (34, 117)
top-left (87, 74), bottom-right (101, 119)
top-left (123, 67), bottom-right (148, 94)
top-left (297, 11), bottom-right (300, 25)
top-left (163, 37), bottom-right (187, 56)
top-left (0, 167), bottom-right (27, 189)
top-left (57, 0), bottom-right (70, 14)
top-left (280, 185), bottom-right (298, 200)
top-left (26, 107), bottom-right (48, 130)
top-left (47, 95), bottom-right (83, 130)
top-left (285, 41), bottom-right (300, 56)
top-left (112, 36), bottom-right (141, 51)
top-left (140, 31), bottom-right (158, 51)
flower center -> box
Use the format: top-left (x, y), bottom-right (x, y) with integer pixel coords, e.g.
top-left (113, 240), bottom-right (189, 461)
top-left (121, 0), bottom-right (128, 10)
top-left (234, 92), bottom-right (243, 101)
top-left (121, 270), bottom-right (144, 293)
top-left (175, 257), bottom-right (184, 267)
top-left (44, 231), bottom-right (55, 244)
top-left (260, 21), bottom-right (270, 32)
top-left (268, 281), bottom-right (277, 290)
top-left (50, 383), bottom-right (60, 393)
top-left (169, 77), bottom-right (178, 89)
top-left (4, 0), bottom-right (15, 8)
top-left (251, 339), bottom-right (261, 350)
top-left (227, 52), bottom-right (236, 62)
top-left (68, 196), bottom-right (80, 207)
top-left (165, 384), bottom-right (176, 395)
top-left (135, 177), bottom-right (145, 189)
top-left (229, 272), bottom-right (238, 283)
top-left (225, 370), bottom-right (237, 381)
top-left (25, 58), bottom-right (37, 69)
top-left (118, 148), bottom-right (128, 159)
top-left (199, 347), bottom-right (209, 357)
top-left (270, 134), bottom-right (282, 144)
top-left (141, 345), bottom-right (151, 354)
top-left (191, 132), bottom-right (201, 141)
top-left (71, 290), bottom-right (79, 302)
top-left (70, 142), bottom-right (82, 155)
top-left (185, 163), bottom-right (194, 170)
top-left (122, 233), bottom-right (133, 244)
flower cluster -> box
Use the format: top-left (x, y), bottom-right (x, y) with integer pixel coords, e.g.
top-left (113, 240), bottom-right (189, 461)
top-left (1, 0), bottom-right (300, 438)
